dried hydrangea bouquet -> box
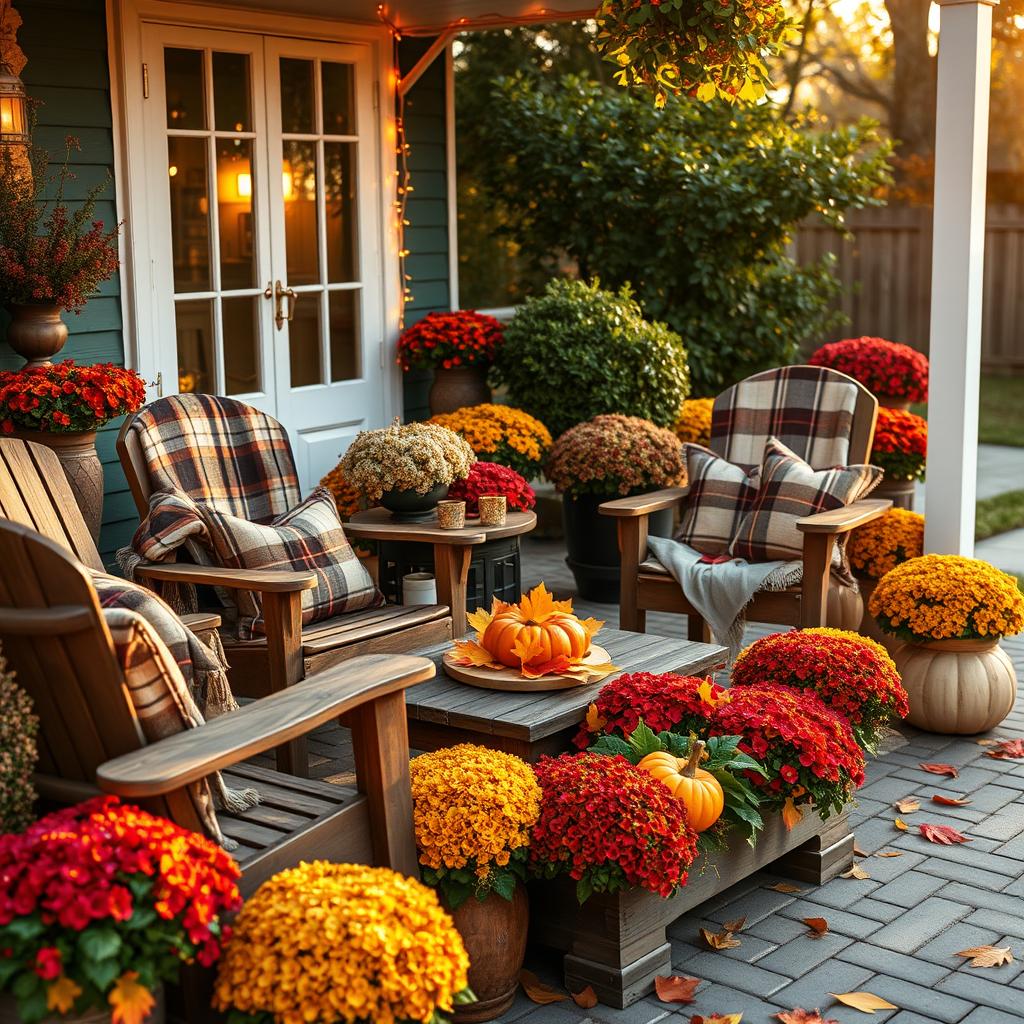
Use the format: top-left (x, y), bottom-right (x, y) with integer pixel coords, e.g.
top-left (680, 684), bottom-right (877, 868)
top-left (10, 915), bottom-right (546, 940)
top-left (342, 419), bottom-right (476, 521)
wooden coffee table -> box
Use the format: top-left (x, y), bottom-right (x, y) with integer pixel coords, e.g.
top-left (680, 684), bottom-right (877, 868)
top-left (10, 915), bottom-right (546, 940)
top-left (404, 627), bottom-right (727, 761)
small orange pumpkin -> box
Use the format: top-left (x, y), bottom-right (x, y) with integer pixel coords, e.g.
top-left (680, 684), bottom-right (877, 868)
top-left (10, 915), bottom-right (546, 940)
top-left (480, 585), bottom-right (592, 668)
top-left (638, 741), bottom-right (724, 832)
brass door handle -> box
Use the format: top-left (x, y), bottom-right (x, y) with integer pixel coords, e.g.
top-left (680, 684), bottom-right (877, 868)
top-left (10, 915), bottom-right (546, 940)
top-left (265, 280), bottom-right (298, 330)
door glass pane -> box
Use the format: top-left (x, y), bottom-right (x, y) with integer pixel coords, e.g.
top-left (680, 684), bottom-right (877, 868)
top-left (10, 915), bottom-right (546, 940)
top-left (329, 290), bottom-right (359, 381)
top-left (324, 142), bottom-right (355, 282)
top-left (322, 62), bottom-right (354, 135)
top-left (217, 139), bottom-right (255, 290)
top-left (165, 48), bottom-right (206, 129)
top-left (222, 295), bottom-right (260, 395)
top-left (283, 140), bottom-right (319, 285)
top-left (289, 297), bottom-right (322, 387)
top-left (212, 51), bottom-right (251, 132)
top-left (168, 137), bottom-right (211, 292)
top-left (175, 299), bottom-right (215, 394)
top-left (280, 58), bottom-right (315, 133)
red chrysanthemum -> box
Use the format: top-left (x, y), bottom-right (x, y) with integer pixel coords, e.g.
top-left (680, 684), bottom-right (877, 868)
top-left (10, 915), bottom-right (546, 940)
top-left (710, 684), bottom-right (865, 819)
top-left (396, 310), bottom-right (504, 372)
top-left (573, 672), bottom-right (724, 748)
top-left (809, 336), bottom-right (929, 403)
top-left (870, 407), bottom-right (928, 481)
top-left (732, 628), bottom-right (908, 749)
top-left (447, 461), bottom-right (535, 516)
top-left (529, 753), bottom-right (698, 900)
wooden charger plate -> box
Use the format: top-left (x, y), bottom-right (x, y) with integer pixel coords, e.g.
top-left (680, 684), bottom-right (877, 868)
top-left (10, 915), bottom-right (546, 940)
top-left (442, 645), bottom-right (613, 692)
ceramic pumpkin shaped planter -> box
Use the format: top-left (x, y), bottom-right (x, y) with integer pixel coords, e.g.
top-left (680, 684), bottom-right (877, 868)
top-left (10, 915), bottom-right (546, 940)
top-left (638, 741), bottom-right (724, 832)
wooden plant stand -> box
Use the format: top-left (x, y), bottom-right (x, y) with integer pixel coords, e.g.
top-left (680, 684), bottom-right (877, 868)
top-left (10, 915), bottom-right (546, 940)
top-left (528, 808), bottom-right (854, 1008)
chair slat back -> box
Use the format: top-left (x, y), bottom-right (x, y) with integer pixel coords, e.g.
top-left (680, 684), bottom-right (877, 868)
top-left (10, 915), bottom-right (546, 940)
top-left (709, 365), bottom-right (878, 473)
top-left (0, 439), bottom-right (105, 570)
top-left (0, 521), bottom-right (142, 784)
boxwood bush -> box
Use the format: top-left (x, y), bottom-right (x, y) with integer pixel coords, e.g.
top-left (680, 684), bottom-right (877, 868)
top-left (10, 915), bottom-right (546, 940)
top-left (492, 278), bottom-right (690, 438)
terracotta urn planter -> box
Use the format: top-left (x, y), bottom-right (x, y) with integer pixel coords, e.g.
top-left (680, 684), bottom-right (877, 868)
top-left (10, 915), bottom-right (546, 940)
top-left (896, 637), bottom-right (1017, 734)
top-left (876, 395), bottom-right (913, 411)
top-left (12, 428), bottom-right (103, 542)
top-left (445, 885), bottom-right (529, 1023)
top-left (429, 366), bottom-right (491, 416)
top-left (826, 581), bottom-right (864, 631)
top-left (3, 303), bottom-right (69, 367)
top-left (856, 577), bottom-right (905, 659)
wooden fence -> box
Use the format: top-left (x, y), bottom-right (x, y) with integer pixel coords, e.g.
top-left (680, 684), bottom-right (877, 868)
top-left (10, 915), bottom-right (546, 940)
top-left (794, 204), bottom-right (1024, 371)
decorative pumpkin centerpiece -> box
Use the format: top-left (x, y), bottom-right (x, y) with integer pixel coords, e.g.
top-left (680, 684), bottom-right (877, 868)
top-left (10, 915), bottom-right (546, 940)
top-left (638, 741), bottom-right (724, 833)
top-left (446, 583), bottom-right (617, 688)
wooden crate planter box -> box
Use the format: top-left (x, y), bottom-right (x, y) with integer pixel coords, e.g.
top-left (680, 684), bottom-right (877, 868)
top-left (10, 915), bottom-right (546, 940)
top-left (528, 807), bottom-right (854, 1009)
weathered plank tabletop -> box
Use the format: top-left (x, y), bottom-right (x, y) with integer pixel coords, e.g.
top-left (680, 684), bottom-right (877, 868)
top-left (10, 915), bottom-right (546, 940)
top-left (404, 628), bottom-right (727, 761)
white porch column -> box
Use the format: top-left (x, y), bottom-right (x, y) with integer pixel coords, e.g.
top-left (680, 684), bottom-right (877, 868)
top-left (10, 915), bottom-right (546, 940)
top-left (923, 0), bottom-right (996, 556)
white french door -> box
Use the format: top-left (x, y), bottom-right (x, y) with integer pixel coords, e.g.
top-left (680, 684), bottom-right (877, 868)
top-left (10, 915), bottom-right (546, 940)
top-left (140, 23), bottom-right (387, 490)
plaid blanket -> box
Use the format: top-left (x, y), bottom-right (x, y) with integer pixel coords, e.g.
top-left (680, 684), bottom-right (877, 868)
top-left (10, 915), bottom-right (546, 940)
top-left (91, 571), bottom-right (238, 719)
top-left (710, 366), bottom-right (861, 473)
top-left (103, 607), bottom-right (258, 850)
top-left (125, 394), bottom-right (301, 523)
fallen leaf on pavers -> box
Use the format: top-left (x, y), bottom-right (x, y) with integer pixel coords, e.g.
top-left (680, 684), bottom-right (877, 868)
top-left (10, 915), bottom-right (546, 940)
top-left (655, 975), bottom-right (701, 1004)
top-left (894, 798), bottom-right (921, 813)
top-left (776, 1011), bottom-right (840, 1024)
top-left (690, 1014), bottom-right (743, 1023)
top-left (876, 851), bottom-right (904, 858)
top-left (722, 916), bottom-right (747, 934)
top-left (766, 882), bottom-right (804, 894)
top-left (957, 945), bottom-right (1014, 968)
top-left (829, 991), bottom-right (899, 1013)
top-left (701, 926), bottom-right (742, 950)
top-left (986, 738), bottom-right (1024, 760)
top-left (571, 986), bottom-right (598, 1008)
top-left (976, 737), bottom-right (1001, 746)
top-left (919, 762), bottom-right (959, 778)
top-left (519, 970), bottom-right (566, 1004)
top-left (919, 823), bottom-right (972, 845)
top-left (840, 863), bottom-right (870, 879)
top-left (803, 917), bottom-right (829, 937)
top-left (853, 842), bottom-right (869, 858)
top-left (894, 817), bottom-right (910, 832)
top-left (932, 795), bottom-right (972, 806)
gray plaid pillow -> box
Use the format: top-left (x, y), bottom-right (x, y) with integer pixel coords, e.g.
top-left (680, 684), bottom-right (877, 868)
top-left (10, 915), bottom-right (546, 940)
top-left (675, 444), bottom-right (760, 556)
top-left (202, 487), bottom-right (384, 638)
top-left (729, 437), bottom-right (881, 562)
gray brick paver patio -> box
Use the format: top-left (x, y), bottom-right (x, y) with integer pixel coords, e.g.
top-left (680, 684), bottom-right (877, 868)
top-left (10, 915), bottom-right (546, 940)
top-left (507, 539), bottom-right (1024, 1024)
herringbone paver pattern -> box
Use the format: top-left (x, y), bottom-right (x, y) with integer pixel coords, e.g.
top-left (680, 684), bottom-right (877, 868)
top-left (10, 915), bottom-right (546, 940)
top-left (506, 539), bottom-right (1024, 1024)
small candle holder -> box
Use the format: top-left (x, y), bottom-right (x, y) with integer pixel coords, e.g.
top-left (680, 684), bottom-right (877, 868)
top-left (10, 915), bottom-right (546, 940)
top-left (436, 499), bottom-right (466, 530)
top-left (478, 494), bottom-right (507, 527)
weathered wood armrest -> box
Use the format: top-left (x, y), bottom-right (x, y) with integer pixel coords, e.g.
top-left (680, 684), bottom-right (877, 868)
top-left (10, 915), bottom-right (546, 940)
top-left (599, 487), bottom-right (690, 518)
top-left (796, 499), bottom-right (893, 535)
top-left (96, 654), bottom-right (435, 797)
top-left (344, 522), bottom-right (486, 545)
top-left (134, 561), bottom-right (317, 593)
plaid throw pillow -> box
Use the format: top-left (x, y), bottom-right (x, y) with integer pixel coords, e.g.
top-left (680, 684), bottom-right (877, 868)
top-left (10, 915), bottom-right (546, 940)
top-left (202, 488), bottom-right (384, 638)
top-left (674, 444), bottom-right (759, 556)
top-left (729, 437), bottom-right (881, 563)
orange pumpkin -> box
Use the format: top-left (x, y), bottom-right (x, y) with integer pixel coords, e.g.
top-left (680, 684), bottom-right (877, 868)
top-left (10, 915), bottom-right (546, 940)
top-left (481, 608), bottom-right (591, 668)
top-left (638, 742), bottom-right (724, 832)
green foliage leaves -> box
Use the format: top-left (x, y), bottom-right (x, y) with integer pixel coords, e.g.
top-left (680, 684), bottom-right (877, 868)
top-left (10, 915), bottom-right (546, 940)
top-left (493, 278), bottom-right (691, 437)
top-left (467, 75), bottom-right (892, 395)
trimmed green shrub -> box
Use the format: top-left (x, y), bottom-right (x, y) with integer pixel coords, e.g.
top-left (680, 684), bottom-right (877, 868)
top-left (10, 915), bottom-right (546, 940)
top-left (493, 278), bottom-right (690, 438)
top-left (0, 646), bottom-right (37, 832)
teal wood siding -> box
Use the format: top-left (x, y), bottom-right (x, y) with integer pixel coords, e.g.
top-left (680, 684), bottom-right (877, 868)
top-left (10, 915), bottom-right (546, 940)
top-left (0, 0), bottom-right (131, 564)
top-left (399, 38), bottom-right (452, 422)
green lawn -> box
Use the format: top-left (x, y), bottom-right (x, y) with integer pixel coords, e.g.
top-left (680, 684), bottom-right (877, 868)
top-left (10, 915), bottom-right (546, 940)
top-left (913, 374), bottom-right (1024, 447)
top-left (976, 489), bottom-right (1024, 540)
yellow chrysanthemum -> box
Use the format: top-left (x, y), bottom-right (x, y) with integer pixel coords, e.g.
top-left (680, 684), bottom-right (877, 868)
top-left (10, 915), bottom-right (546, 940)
top-left (213, 863), bottom-right (469, 1024)
top-left (673, 397), bottom-right (714, 446)
top-left (429, 404), bottom-right (552, 479)
top-left (848, 508), bottom-right (924, 580)
top-left (869, 554), bottom-right (1024, 642)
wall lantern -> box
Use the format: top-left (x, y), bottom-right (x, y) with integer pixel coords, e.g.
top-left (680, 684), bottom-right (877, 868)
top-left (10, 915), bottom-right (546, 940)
top-left (0, 59), bottom-right (28, 150)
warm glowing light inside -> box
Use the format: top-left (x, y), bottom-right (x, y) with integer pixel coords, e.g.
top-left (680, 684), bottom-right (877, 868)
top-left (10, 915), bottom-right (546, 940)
top-left (236, 172), bottom-right (252, 197)
top-left (168, 164), bottom-right (178, 177)
top-left (282, 162), bottom-right (295, 200)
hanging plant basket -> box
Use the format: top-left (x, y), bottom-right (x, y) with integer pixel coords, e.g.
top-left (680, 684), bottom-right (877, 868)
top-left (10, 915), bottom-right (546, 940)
top-left (596, 0), bottom-right (793, 106)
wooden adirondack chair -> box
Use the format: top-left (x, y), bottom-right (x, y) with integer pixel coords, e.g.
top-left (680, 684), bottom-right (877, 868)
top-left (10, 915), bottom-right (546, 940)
top-left (601, 366), bottom-right (892, 638)
top-left (116, 400), bottom-right (452, 779)
top-left (0, 518), bottom-right (431, 890)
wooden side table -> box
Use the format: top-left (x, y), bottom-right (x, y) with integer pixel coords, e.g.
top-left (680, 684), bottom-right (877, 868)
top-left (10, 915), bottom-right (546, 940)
top-left (345, 508), bottom-right (537, 636)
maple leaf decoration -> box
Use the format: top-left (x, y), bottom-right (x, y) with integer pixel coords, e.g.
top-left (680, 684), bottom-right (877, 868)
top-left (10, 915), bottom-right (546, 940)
top-left (519, 969), bottom-right (566, 1004)
top-left (919, 823), bottom-right (971, 845)
top-left (957, 945), bottom-right (1014, 968)
top-left (987, 738), bottom-right (1024, 760)
top-left (698, 678), bottom-right (731, 709)
top-left (776, 1011), bottom-right (840, 1024)
top-left (781, 798), bottom-right (804, 831)
top-left (655, 975), bottom-right (701, 1003)
top-left (517, 582), bottom-right (575, 622)
top-left (47, 976), bottom-right (83, 1015)
top-left (572, 986), bottom-right (598, 1008)
top-left (919, 762), bottom-right (959, 778)
top-left (829, 991), bottom-right (898, 1013)
top-left (701, 925), bottom-right (742, 950)
top-left (585, 702), bottom-right (607, 733)
top-left (109, 972), bottom-right (157, 1024)
top-left (932, 795), bottom-right (972, 806)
